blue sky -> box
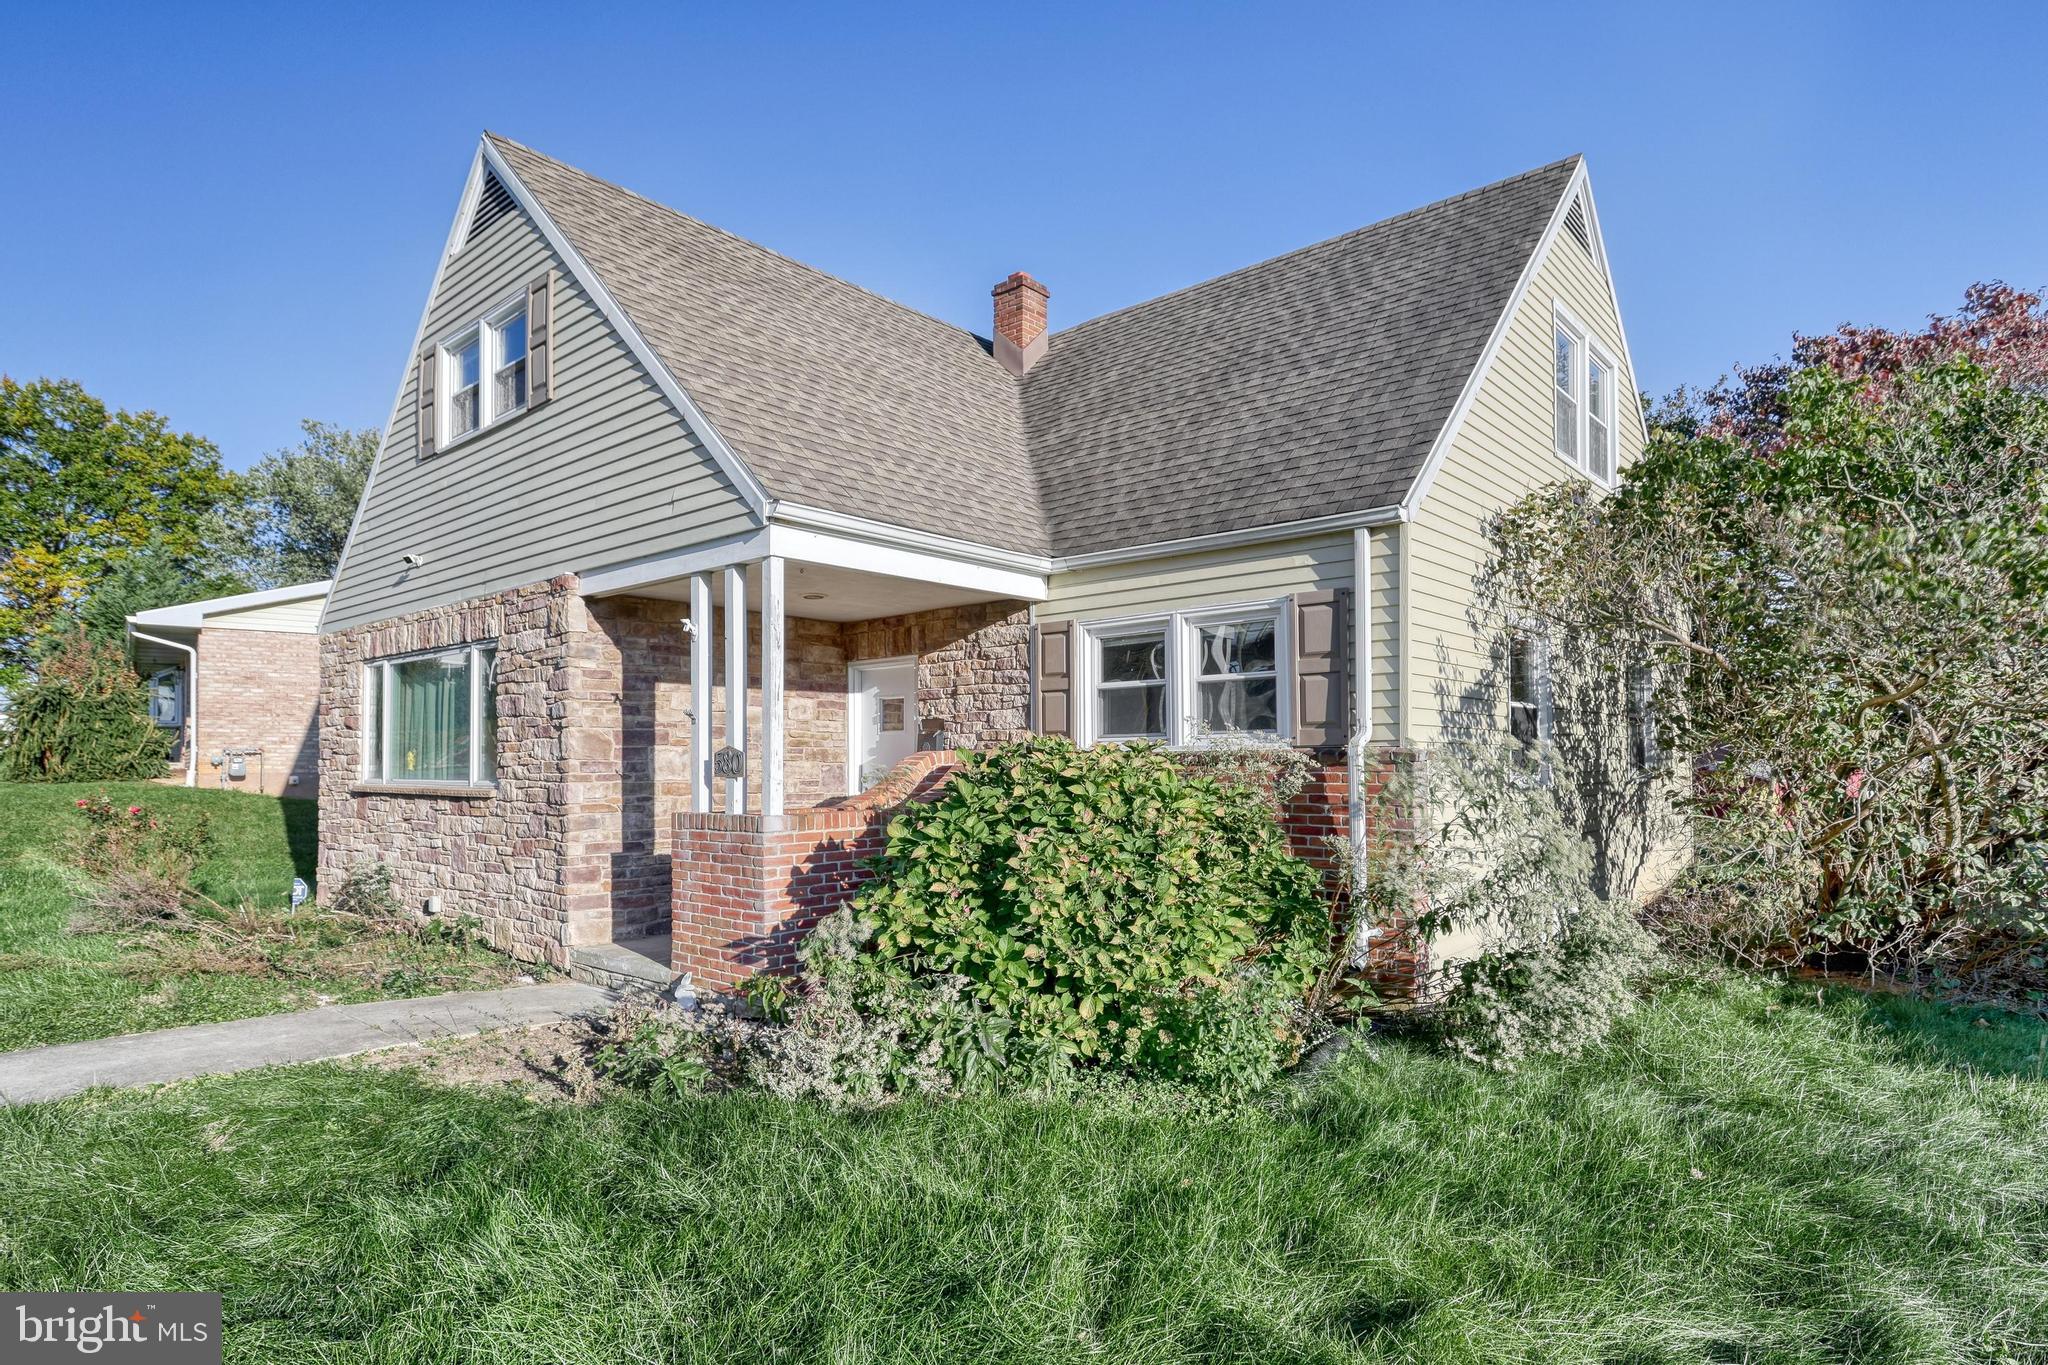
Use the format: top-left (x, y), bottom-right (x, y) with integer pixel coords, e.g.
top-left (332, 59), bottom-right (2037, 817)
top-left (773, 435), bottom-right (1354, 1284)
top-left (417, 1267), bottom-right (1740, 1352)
top-left (3, 1), bottom-right (2042, 471)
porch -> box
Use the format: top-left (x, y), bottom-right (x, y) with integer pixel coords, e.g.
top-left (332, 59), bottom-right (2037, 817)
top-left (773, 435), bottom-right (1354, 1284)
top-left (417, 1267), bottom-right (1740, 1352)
top-left (561, 524), bottom-right (1047, 980)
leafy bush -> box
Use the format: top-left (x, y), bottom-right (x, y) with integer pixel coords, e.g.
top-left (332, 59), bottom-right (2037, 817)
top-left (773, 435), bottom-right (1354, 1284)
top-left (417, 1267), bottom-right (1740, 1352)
top-left (70, 790), bottom-right (213, 922)
top-left (4, 632), bottom-right (168, 781)
top-left (1379, 742), bottom-right (1659, 1069)
top-left (850, 737), bottom-right (1329, 1071)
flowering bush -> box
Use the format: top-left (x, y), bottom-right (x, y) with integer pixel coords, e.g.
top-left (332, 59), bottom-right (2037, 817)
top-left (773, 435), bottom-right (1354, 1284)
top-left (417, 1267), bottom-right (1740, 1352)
top-left (71, 792), bottom-right (213, 920)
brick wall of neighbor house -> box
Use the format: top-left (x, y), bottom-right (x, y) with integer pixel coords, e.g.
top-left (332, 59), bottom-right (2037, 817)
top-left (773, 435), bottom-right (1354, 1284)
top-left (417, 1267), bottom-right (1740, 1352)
top-left (321, 580), bottom-right (1036, 964)
top-left (193, 627), bottom-right (321, 796)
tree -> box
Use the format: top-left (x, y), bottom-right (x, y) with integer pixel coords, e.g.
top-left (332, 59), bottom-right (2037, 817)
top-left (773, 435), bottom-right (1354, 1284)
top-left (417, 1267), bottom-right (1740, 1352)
top-left (3, 630), bottom-right (169, 781)
top-left (0, 378), bottom-right (242, 682)
top-left (1490, 321), bottom-right (2048, 980)
top-left (242, 420), bottom-right (377, 586)
top-left (71, 537), bottom-right (247, 650)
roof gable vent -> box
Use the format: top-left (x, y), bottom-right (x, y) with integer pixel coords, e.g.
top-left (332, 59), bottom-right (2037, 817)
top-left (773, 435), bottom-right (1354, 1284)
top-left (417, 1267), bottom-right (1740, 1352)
top-left (464, 170), bottom-right (519, 247)
top-left (1563, 192), bottom-right (1592, 257)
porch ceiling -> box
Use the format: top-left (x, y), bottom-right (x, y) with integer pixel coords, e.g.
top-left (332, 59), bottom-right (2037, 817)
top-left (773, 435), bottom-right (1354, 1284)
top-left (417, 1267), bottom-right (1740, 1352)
top-left (607, 560), bottom-right (1014, 623)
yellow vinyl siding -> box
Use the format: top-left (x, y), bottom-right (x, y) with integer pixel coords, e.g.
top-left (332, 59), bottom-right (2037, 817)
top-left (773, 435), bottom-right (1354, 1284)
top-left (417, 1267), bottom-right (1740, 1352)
top-left (1040, 529), bottom-right (1401, 739)
top-left (206, 597), bottom-right (324, 633)
top-left (1405, 229), bottom-right (1642, 743)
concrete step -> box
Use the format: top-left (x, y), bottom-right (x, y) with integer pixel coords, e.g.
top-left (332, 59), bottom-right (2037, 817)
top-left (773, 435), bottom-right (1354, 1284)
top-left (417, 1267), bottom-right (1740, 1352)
top-left (568, 934), bottom-right (675, 998)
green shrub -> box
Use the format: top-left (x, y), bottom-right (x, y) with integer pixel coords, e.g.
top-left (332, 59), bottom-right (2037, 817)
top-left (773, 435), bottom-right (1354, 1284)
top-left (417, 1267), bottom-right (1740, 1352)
top-left (1380, 742), bottom-right (1660, 1069)
top-left (4, 632), bottom-right (168, 782)
top-left (850, 737), bottom-right (1329, 1071)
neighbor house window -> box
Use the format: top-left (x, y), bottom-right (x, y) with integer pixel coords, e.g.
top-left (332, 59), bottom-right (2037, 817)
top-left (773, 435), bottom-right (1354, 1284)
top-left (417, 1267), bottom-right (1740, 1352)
top-left (361, 644), bottom-right (497, 786)
top-left (439, 294), bottom-right (529, 447)
top-left (1507, 631), bottom-right (1549, 748)
top-left (1553, 302), bottom-right (1622, 486)
top-left (1084, 602), bottom-right (1290, 746)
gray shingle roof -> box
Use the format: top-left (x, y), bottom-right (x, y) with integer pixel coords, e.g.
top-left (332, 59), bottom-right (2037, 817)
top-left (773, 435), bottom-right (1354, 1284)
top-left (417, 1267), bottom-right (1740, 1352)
top-left (488, 136), bottom-right (1577, 561)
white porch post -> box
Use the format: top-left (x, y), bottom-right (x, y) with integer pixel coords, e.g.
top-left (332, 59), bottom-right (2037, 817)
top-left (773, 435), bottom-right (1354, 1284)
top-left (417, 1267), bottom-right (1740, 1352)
top-left (723, 563), bottom-right (749, 812)
top-left (761, 556), bottom-right (786, 818)
top-left (689, 572), bottom-right (713, 813)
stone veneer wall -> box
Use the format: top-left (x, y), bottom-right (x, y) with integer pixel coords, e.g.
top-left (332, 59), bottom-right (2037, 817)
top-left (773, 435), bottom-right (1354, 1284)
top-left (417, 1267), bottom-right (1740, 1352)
top-left (317, 576), bottom-right (579, 964)
top-left (320, 576), bottom-right (1035, 963)
top-left (195, 626), bottom-right (321, 796)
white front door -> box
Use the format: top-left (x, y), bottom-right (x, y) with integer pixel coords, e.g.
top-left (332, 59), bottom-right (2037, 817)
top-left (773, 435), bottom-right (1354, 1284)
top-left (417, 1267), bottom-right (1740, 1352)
top-left (849, 658), bottom-right (918, 792)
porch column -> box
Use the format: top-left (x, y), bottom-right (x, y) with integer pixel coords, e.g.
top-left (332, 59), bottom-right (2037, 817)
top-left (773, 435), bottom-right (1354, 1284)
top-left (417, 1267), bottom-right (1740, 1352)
top-left (723, 563), bottom-right (749, 812)
top-left (761, 555), bottom-right (786, 818)
top-left (689, 572), bottom-right (713, 813)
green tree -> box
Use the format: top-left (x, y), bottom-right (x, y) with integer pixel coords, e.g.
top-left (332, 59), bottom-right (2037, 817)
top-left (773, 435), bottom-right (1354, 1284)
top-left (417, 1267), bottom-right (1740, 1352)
top-left (0, 378), bottom-right (242, 682)
top-left (71, 537), bottom-right (248, 651)
top-left (3, 630), bottom-right (169, 781)
top-left (243, 420), bottom-right (377, 586)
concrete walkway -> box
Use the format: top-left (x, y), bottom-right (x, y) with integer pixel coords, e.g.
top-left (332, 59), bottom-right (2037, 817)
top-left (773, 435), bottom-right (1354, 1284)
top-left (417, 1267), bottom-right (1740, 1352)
top-left (0, 981), bottom-right (617, 1106)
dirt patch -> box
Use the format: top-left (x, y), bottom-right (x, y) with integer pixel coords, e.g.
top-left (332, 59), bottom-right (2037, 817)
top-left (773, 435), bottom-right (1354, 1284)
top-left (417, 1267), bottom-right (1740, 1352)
top-left (352, 1016), bottom-right (616, 1104)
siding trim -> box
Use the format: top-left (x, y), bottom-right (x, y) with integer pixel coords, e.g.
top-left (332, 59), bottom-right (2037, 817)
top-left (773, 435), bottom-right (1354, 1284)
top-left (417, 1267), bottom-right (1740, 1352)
top-left (1052, 502), bottom-right (1406, 572)
top-left (480, 138), bottom-right (772, 521)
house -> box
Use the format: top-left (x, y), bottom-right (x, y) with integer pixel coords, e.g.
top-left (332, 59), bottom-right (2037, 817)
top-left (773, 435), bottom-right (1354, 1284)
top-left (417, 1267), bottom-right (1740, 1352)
top-left (127, 580), bottom-right (330, 796)
top-left (320, 133), bottom-right (1682, 986)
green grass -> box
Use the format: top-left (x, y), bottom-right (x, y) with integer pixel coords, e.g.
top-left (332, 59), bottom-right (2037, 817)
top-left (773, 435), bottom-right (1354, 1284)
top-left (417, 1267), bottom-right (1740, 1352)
top-left (0, 780), bottom-right (529, 1049)
top-left (3, 976), bottom-right (2045, 1363)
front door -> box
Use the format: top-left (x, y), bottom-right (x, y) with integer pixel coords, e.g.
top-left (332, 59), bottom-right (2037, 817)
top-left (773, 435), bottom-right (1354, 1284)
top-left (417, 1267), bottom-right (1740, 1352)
top-left (849, 658), bottom-right (917, 791)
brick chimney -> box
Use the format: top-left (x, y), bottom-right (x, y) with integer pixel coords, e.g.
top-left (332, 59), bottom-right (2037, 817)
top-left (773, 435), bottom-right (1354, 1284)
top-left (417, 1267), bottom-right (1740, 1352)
top-left (991, 271), bottom-right (1050, 376)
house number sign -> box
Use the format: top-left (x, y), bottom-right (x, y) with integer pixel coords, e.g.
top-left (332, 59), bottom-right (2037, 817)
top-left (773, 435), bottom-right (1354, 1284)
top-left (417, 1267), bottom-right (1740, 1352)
top-left (712, 746), bottom-right (746, 780)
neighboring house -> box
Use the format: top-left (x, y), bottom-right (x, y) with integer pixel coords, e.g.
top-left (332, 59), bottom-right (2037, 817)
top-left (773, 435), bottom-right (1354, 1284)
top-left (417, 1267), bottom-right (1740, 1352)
top-left (127, 581), bottom-right (329, 796)
top-left (320, 132), bottom-right (1682, 984)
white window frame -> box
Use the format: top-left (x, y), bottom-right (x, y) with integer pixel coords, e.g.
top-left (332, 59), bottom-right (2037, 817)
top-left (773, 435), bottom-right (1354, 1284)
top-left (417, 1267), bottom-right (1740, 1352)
top-left (437, 289), bottom-right (530, 451)
top-left (1077, 599), bottom-right (1293, 747)
top-left (1552, 300), bottom-right (1621, 489)
top-left (359, 642), bottom-right (498, 788)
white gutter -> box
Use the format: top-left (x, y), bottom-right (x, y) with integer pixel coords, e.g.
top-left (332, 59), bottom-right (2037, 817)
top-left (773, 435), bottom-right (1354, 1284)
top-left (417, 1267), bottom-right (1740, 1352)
top-left (1347, 526), bottom-right (1374, 959)
top-left (128, 629), bottom-right (197, 787)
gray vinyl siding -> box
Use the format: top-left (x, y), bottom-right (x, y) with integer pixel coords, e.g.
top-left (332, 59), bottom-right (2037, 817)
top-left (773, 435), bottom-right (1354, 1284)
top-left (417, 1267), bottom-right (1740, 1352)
top-left (323, 196), bottom-right (757, 632)
top-left (1038, 529), bottom-right (1400, 740)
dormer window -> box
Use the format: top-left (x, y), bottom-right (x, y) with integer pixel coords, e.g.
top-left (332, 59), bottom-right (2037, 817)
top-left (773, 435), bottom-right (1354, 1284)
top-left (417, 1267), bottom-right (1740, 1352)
top-left (1552, 301), bottom-right (1620, 487)
top-left (438, 296), bottom-right (527, 448)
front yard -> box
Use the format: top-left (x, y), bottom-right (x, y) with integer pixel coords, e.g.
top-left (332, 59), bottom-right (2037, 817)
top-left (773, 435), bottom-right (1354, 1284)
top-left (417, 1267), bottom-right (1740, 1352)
top-left (0, 781), bottom-right (534, 1049)
top-left (3, 976), bottom-right (2046, 1362)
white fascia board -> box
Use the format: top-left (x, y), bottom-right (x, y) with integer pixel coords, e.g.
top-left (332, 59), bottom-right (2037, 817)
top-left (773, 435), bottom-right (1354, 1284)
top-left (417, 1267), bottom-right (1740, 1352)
top-left (771, 502), bottom-right (1055, 577)
top-left (576, 529), bottom-right (773, 596)
top-left (320, 144), bottom-right (489, 635)
top-left (1400, 158), bottom-right (1587, 518)
top-left (1051, 504), bottom-right (1407, 572)
top-left (765, 525), bottom-right (1048, 601)
top-left (480, 139), bottom-right (773, 522)
top-left (128, 579), bottom-right (333, 630)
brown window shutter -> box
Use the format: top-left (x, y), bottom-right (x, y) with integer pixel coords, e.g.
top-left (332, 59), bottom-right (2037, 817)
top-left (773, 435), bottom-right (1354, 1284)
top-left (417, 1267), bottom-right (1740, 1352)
top-left (527, 270), bottom-right (554, 407)
top-left (1032, 619), bottom-right (1076, 738)
top-left (415, 345), bottom-right (437, 459)
top-left (1292, 589), bottom-right (1350, 748)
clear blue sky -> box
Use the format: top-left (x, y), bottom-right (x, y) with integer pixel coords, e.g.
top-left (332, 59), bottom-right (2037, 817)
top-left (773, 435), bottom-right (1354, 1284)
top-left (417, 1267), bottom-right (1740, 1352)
top-left (3, 1), bottom-right (2041, 471)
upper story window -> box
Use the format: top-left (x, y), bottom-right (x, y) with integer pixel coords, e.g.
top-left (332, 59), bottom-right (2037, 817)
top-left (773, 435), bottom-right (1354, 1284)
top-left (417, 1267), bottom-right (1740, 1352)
top-left (1553, 302), bottom-right (1620, 487)
top-left (439, 295), bottom-right (529, 449)
top-left (1083, 602), bottom-right (1291, 746)
top-left (361, 644), bottom-right (498, 788)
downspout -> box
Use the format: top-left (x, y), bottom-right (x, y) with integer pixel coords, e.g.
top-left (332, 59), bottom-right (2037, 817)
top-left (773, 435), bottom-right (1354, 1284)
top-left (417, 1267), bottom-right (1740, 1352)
top-left (1347, 527), bottom-right (1374, 960)
top-left (129, 629), bottom-right (197, 788)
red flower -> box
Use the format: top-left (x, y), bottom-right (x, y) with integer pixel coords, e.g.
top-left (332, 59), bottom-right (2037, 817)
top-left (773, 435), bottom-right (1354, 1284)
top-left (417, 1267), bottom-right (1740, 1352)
top-left (75, 799), bottom-right (88, 808)
top-left (127, 805), bottom-right (143, 815)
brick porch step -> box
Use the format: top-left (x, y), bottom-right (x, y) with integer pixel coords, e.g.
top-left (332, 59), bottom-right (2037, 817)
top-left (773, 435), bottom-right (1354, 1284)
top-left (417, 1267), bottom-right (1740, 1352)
top-left (568, 934), bottom-right (675, 998)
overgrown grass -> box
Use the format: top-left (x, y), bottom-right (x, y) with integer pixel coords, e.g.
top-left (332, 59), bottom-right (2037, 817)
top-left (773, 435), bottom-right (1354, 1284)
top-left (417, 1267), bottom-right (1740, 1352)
top-left (3, 975), bottom-right (2045, 1362)
top-left (0, 781), bottom-right (530, 1049)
